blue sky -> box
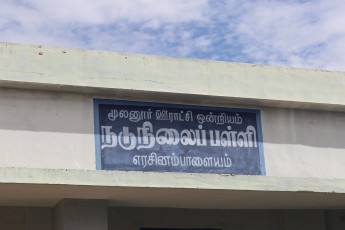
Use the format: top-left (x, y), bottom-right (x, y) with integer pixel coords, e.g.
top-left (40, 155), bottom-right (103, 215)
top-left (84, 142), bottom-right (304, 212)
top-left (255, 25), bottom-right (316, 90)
top-left (1, 0), bottom-right (345, 71)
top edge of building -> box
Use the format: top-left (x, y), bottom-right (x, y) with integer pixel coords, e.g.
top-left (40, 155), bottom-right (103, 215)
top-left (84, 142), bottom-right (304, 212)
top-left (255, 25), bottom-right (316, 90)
top-left (0, 42), bottom-right (344, 111)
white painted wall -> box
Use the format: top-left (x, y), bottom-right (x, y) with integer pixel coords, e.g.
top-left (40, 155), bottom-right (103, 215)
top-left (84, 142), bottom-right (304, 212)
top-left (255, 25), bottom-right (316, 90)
top-left (0, 88), bottom-right (95, 170)
top-left (0, 87), bottom-right (344, 179)
top-left (262, 107), bottom-right (345, 178)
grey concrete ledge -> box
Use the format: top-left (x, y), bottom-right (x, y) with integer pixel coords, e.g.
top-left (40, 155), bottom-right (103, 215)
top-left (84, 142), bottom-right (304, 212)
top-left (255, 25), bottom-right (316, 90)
top-left (1, 42), bottom-right (345, 111)
top-left (2, 168), bottom-right (345, 208)
top-left (1, 167), bottom-right (345, 194)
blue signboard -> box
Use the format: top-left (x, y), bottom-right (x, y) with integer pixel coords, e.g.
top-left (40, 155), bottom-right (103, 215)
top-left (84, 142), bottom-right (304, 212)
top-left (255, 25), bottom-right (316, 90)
top-left (94, 99), bottom-right (265, 175)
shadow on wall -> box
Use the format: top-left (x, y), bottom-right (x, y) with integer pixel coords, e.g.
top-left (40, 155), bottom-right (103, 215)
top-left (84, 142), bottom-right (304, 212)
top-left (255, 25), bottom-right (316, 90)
top-left (0, 88), bottom-right (344, 149)
top-left (261, 107), bottom-right (345, 149)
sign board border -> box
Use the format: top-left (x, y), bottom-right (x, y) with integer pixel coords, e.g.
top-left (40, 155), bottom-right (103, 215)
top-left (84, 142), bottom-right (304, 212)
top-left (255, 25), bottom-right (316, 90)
top-left (93, 98), bottom-right (266, 175)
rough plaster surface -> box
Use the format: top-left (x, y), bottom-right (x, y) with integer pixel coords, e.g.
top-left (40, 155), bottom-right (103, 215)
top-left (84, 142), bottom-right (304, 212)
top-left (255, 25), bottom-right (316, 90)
top-left (0, 88), bottom-right (344, 178)
top-left (0, 89), bottom-right (95, 170)
top-left (0, 42), bottom-right (344, 110)
top-left (1, 167), bottom-right (345, 193)
top-left (261, 107), bottom-right (345, 178)
top-left (0, 43), bottom-right (345, 208)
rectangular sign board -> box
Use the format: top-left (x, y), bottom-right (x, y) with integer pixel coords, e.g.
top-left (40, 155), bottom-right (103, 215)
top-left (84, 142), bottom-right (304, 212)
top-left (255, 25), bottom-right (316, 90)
top-left (94, 99), bottom-right (265, 175)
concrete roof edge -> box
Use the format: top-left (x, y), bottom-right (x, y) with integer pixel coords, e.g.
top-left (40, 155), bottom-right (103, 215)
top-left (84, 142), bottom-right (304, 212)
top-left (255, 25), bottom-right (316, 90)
top-left (2, 42), bottom-right (345, 73)
top-left (1, 167), bottom-right (344, 194)
top-left (1, 42), bottom-right (345, 111)
top-left (1, 79), bottom-right (344, 112)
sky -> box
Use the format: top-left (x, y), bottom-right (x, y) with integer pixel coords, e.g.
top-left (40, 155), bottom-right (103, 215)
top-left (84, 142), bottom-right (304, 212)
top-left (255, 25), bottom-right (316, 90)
top-left (1, 0), bottom-right (345, 71)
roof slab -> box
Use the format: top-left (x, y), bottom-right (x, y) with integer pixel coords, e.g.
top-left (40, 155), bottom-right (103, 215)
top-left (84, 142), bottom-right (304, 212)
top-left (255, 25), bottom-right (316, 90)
top-left (1, 168), bottom-right (345, 209)
top-left (1, 42), bottom-right (344, 112)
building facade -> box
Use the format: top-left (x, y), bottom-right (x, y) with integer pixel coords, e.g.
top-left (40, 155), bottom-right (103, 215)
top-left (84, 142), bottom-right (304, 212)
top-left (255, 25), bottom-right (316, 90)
top-left (0, 42), bottom-right (345, 230)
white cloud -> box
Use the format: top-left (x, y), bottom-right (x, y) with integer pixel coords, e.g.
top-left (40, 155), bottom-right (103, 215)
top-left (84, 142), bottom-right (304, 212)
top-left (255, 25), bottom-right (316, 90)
top-left (223, 0), bottom-right (345, 71)
top-left (0, 0), bottom-right (210, 52)
top-left (1, 0), bottom-right (209, 25)
top-left (1, 0), bottom-right (345, 71)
